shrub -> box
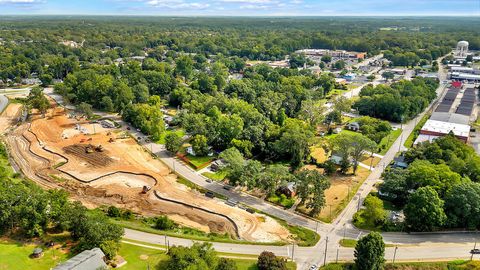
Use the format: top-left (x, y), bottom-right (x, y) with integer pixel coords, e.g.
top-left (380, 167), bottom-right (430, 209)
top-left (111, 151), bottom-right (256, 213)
top-left (153, 215), bottom-right (177, 230)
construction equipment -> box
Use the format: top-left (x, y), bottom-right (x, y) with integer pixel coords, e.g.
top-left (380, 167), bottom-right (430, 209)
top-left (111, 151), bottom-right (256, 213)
top-left (108, 137), bottom-right (115, 143)
top-left (95, 145), bottom-right (104, 152)
top-left (85, 145), bottom-right (94, 153)
top-left (141, 186), bottom-right (151, 194)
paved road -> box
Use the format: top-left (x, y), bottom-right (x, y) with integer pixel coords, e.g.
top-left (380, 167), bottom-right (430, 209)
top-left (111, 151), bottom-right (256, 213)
top-left (41, 57), bottom-right (480, 268)
top-left (0, 95), bottom-right (8, 113)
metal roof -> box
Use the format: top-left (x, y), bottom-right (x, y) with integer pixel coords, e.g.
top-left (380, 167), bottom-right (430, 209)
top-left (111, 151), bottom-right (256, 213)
top-left (53, 248), bottom-right (106, 270)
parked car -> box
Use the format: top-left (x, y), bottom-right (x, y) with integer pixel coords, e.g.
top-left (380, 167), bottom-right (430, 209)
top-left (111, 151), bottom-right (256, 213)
top-left (246, 208), bottom-right (255, 214)
top-left (205, 178), bottom-right (212, 183)
top-left (471, 249), bottom-right (480, 254)
top-left (309, 264), bottom-right (318, 270)
top-left (205, 191), bottom-right (215, 198)
top-left (223, 185), bottom-right (233, 191)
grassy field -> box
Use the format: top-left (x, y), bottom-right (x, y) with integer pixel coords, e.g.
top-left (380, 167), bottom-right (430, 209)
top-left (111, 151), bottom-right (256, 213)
top-left (404, 113), bottom-right (430, 148)
top-left (0, 239), bottom-right (70, 270)
top-left (339, 238), bottom-right (394, 248)
top-left (184, 154), bottom-right (215, 169)
top-left (321, 260), bottom-right (480, 270)
top-left (120, 241), bottom-right (296, 270)
top-left (118, 242), bottom-right (168, 270)
top-left (378, 128), bottom-right (402, 155)
top-left (202, 171), bottom-right (227, 181)
top-left (157, 128), bottom-right (185, 144)
top-left (0, 239), bottom-right (296, 270)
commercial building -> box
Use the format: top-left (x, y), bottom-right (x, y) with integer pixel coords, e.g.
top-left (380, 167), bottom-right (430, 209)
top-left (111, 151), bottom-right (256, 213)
top-left (296, 49), bottom-right (366, 59)
top-left (417, 119), bottom-right (470, 143)
top-left (449, 72), bottom-right (480, 82)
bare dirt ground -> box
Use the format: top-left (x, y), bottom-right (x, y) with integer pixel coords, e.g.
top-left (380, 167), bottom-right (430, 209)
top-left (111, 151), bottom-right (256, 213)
top-left (0, 103), bottom-right (22, 134)
top-left (3, 102), bottom-right (291, 243)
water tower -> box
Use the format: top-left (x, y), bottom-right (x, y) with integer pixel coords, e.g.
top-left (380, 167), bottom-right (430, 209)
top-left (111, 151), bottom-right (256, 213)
top-left (456, 40), bottom-right (469, 57)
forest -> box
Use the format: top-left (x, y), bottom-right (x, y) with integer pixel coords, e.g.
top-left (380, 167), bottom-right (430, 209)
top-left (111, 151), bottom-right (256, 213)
top-left (1, 16), bottom-right (480, 220)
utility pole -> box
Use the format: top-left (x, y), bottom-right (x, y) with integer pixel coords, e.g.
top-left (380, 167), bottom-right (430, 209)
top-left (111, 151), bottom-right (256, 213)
top-left (471, 241), bottom-right (477, 261)
top-left (336, 245), bottom-right (339, 263)
top-left (315, 221), bottom-right (318, 233)
top-left (392, 246), bottom-right (398, 264)
top-left (357, 196), bottom-right (361, 211)
top-left (343, 224), bottom-right (346, 240)
top-left (323, 237), bottom-right (328, 266)
top-left (291, 243), bottom-right (295, 261)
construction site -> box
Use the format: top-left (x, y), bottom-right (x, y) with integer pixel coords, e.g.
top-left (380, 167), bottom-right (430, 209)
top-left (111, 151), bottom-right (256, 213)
top-left (1, 98), bottom-right (292, 243)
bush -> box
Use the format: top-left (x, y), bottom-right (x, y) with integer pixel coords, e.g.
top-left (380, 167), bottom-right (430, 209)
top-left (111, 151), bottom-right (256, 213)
top-left (106, 206), bottom-right (121, 218)
top-left (153, 215), bottom-right (177, 230)
top-left (323, 160), bottom-right (337, 175)
top-left (121, 209), bottom-right (134, 220)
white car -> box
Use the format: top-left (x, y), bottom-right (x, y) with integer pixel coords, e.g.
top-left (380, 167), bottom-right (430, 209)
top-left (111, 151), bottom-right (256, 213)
top-left (309, 264), bottom-right (318, 270)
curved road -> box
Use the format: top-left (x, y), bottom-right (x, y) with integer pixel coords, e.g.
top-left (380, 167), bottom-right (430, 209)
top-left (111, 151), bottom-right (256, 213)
top-left (37, 59), bottom-right (480, 268)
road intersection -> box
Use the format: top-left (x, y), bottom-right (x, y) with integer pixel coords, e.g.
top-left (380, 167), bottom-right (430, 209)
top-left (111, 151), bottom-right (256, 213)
top-left (3, 58), bottom-right (478, 269)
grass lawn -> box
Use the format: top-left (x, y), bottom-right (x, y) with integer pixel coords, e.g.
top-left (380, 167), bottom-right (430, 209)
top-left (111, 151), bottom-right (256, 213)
top-left (118, 242), bottom-right (168, 270)
top-left (310, 146), bottom-right (328, 163)
top-left (339, 238), bottom-right (394, 248)
top-left (157, 128), bottom-right (185, 144)
top-left (323, 129), bottom-right (358, 141)
top-left (119, 241), bottom-right (296, 270)
top-left (404, 113), bottom-right (430, 148)
top-left (0, 239), bottom-right (70, 270)
top-left (202, 171), bottom-right (227, 181)
top-left (234, 259), bottom-right (296, 270)
top-left (321, 261), bottom-right (480, 270)
top-left (184, 154), bottom-right (215, 169)
top-left (359, 155), bottom-right (381, 168)
top-left (326, 89), bottom-right (347, 98)
top-left (378, 128), bottom-right (402, 155)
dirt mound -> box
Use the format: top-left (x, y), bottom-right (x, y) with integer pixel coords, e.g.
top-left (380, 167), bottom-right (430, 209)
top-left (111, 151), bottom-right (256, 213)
top-left (63, 144), bottom-right (113, 167)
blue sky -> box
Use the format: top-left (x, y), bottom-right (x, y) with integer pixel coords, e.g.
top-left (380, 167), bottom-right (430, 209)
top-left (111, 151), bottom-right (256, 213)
top-left (0, 0), bottom-right (479, 16)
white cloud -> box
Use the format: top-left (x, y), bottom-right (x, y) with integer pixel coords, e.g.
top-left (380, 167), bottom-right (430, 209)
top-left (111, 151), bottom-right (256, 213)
top-left (146, 0), bottom-right (209, 9)
top-left (221, 0), bottom-right (275, 3)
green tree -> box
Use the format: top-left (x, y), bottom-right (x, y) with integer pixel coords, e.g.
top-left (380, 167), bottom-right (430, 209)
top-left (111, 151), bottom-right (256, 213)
top-left (444, 182), bottom-right (480, 229)
top-left (295, 169), bottom-right (331, 216)
top-left (176, 55), bottom-right (194, 81)
top-left (354, 232), bottom-right (385, 270)
top-left (28, 86), bottom-right (49, 116)
top-left (257, 251), bottom-right (287, 270)
top-left (381, 71), bottom-right (394, 81)
top-left (216, 258), bottom-right (237, 270)
top-left (154, 215), bottom-right (177, 230)
top-left (191, 134), bottom-right (209, 156)
top-left (165, 133), bottom-right (183, 154)
top-left (78, 102), bottom-right (93, 118)
top-left (164, 243), bottom-right (218, 270)
top-left (349, 133), bottom-right (376, 175)
top-left (363, 195), bottom-right (387, 227)
top-left (404, 187), bottom-right (447, 232)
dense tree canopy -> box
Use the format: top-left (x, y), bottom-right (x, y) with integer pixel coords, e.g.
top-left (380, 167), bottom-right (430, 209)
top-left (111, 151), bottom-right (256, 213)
top-left (354, 78), bottom-right (438, 122)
